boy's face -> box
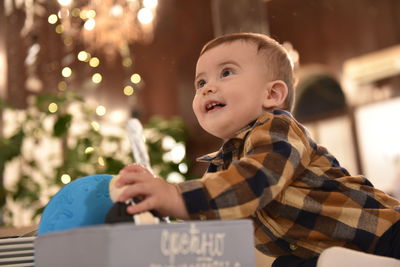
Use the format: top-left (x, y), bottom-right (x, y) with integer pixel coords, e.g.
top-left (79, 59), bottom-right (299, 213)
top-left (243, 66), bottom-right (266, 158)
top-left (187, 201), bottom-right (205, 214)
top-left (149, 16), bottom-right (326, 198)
top-left (193, 40), bottom-right (272, 139)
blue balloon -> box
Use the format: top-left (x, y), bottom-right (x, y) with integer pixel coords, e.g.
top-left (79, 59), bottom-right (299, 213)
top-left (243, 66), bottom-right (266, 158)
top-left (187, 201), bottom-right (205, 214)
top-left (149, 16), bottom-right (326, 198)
top-left (37, 174), bottom-right (113, 235)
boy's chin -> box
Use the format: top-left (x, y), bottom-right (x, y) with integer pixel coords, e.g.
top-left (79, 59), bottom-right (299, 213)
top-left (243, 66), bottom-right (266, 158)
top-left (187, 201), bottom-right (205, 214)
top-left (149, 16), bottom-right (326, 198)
top-left (205, 128), bottom-right (234, 140)
top-left (200, 120), bottom-right (238, 139)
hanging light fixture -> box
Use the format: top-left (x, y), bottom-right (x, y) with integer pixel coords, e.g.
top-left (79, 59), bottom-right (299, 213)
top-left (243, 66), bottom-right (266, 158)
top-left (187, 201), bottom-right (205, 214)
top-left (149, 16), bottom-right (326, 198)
top-left (56, 0), bottom-right (159, 59)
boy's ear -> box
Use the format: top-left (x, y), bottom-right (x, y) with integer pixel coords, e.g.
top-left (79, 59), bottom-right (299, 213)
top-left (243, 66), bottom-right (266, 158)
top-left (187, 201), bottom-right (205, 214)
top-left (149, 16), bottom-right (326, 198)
top-left (263, 80), bottom-right (288, 109)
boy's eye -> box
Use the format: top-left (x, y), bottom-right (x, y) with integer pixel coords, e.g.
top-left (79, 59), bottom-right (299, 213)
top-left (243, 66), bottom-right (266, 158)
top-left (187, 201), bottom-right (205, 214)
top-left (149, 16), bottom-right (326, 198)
top-left (221, 69), bottom-right (233, 78)
top-left (196, 79), bottom-right (206, 89)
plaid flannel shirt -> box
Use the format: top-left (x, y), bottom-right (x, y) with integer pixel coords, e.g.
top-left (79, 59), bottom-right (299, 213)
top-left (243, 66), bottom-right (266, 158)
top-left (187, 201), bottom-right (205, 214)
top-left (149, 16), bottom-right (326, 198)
top-left (177, 110), bottom-right (400, 258)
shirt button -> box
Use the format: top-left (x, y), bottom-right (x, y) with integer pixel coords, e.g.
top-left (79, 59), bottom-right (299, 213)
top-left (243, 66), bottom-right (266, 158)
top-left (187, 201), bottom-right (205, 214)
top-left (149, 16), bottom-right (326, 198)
top-left (289, 243), bottom-right (298, 251)
top-left (199, 215), bottom-right (206, 220)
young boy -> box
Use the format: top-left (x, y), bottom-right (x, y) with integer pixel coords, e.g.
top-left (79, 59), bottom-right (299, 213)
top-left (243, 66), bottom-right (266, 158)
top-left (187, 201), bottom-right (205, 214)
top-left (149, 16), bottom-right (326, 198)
top-left (114, 33), bottom-right (400, 266)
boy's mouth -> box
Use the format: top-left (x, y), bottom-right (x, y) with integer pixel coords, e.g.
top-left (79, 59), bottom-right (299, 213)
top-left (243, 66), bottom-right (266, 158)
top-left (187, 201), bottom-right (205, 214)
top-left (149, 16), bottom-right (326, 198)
top-left (205, 101), bottom-right (226, 112)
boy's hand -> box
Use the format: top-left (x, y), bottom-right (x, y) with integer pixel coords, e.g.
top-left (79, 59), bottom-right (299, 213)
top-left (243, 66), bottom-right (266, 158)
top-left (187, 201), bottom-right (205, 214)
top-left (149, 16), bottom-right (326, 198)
top-left (115, 164), bottom-right (190, 220)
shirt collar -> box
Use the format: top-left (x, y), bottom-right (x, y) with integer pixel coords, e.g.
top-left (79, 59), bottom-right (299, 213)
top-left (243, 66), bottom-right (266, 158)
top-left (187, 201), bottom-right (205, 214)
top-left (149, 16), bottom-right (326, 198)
top-left (197, 111), bottom-right (291, 163)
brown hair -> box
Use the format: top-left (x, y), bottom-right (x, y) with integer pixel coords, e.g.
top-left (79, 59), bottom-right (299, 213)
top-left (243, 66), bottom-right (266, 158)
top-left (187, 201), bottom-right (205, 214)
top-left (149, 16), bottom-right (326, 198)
top-left (200, 33), bottom-right (295, 112)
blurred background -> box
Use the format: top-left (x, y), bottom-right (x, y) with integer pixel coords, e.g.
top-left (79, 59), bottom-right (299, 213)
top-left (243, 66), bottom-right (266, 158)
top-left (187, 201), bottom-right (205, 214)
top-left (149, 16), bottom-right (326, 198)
top-left (1, 0), bottom-right (400, 228)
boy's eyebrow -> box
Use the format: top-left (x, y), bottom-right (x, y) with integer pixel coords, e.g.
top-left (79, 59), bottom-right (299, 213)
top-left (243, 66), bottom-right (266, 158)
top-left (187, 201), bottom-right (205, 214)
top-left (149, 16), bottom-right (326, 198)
top-left (218, 60), bottom-right (240, 68)
top-left (195, 60), bottom-right (240, 81)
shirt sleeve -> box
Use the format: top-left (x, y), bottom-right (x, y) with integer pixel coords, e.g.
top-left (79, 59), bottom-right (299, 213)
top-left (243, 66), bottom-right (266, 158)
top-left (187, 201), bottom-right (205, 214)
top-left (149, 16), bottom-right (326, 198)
top-left (177, 113), bottom-right (311, 220)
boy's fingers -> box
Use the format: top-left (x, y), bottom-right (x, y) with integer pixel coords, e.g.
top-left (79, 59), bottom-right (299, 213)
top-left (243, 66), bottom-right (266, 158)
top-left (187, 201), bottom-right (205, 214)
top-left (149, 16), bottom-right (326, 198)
top-left (116, 171), bottom-right (150, 187)
top-left (120, 164), bottom-right (150, 175)
top-left (118, 181), bottom-right (151, 202)
top-left (118, 185), bottom-right (139, 202)
top-left (126, 198), bottom-right (155, 215)
top-left (119, 165), bottom-right (139, 174)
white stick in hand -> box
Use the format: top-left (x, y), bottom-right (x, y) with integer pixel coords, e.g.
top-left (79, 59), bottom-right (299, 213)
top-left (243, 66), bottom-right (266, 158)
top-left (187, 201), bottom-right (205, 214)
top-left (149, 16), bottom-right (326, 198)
top-left (126, 118), bottom-right (152, 173)
top-left (125, 118), bottom-right (161, 223)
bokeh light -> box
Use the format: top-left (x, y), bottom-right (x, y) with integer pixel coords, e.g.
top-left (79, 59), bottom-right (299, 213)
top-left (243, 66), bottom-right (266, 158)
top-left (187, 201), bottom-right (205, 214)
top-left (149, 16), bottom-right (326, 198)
top-left (98, 156), bottom-right (105, 166)
top-left (92, 73), bottom-right (102, 83)
top-left (57, 0), bottom-right (73, 6)
top-left (130, 73), bottom-right (141, 84)
top-left (58, 81), bottom-right (67, 91)
top-left (55, 24), bottom-right (64, 34)
top-left (61, 67), bottom-right (72, 77)
top-left (77, 51), bottom-right (91, 62)
top-left (137, 8), bottom-right (153, 24)
top-left (178, 163), bottom-right (188, 174)
top-left (110, 5), bottom-right (123, 17)
top-left (48, 103), bottom-right (58, 113)
top-left (86, 10), bottom-right (96, 19)
top-left (166, 172), bottom-right (185, 184)
top-left (91, 121), bottom-right (100, 131)
top-left (61, 174), bottom-right (71, 184)
top-left (162, 136), bottom-right (176, 150)
top-left (71, 8), bottom-right (80, 17)
top-left (89, 57), bottom-right (100, 67)
top-left (122, 57), bottom-right (132, 67)
top-left (108, 110), bottom-right (128, 124)
top-left (85, 147), bottom-right (94, 154)
top-left (170, 143), bottom-right (186, 163)
top-left (96, 105), bottom-right (106, 116)
top-left (48, 14), bottom-right (58, 24)
top-left (84, 19), bottom-right (96, 31)
top-left (143, 0), bottom-right (158, 9)
top-left (123, 85), bottom-right (134, 96)
top-left (79, 10), bottom-right (88, 19)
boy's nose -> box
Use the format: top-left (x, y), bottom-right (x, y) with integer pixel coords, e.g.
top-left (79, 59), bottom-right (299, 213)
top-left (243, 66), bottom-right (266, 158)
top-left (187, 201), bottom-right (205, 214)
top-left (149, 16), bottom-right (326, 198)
top-left (202, 85), bottom-right (217, 96)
